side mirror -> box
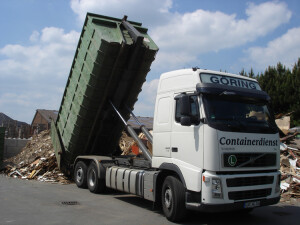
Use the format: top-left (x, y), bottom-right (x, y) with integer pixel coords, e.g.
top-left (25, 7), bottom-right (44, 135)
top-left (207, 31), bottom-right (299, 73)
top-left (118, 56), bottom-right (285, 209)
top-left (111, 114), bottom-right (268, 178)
top-left (180, 95), bottom-right (190, 116)
top-left (180, 116), bottom-right (191, 126)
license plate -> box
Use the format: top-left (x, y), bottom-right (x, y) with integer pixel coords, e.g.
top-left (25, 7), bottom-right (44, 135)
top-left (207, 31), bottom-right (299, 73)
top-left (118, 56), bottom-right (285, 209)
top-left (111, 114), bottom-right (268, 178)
top-left (244, 201), bottom-right (260, 208)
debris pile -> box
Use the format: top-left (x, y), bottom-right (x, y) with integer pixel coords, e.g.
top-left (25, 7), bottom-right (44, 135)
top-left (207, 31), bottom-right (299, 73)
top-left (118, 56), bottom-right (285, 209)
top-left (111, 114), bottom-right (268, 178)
top-left (275, 112), bottom-right (292, 135)
top-left (119, 131), bottom-right (136, 155)
top-left (1, 130), bottom-right (71, 184)
top-left (119, 131), bottom-right (153, 156)
top-left (280, 131), bottom-right (300, 203)
top-left (1, 130), bottom-right (153, 183)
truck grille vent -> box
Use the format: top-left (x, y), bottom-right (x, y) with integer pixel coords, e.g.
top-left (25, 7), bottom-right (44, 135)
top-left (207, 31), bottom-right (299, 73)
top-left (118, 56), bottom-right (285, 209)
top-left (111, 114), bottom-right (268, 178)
top-left (224, 153), bottom-right (276, 168)
top-left (226, 176), bottom-right (274, 187)
top-left (228, 188), bottom-right (271, 200)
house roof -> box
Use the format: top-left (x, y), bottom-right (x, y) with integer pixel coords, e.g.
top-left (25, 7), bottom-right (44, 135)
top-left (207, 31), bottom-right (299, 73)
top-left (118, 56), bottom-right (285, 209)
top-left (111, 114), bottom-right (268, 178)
top-left (32, 109), bottom-right (59, 125)
top-left (127, 116), bottom-right (153, 130)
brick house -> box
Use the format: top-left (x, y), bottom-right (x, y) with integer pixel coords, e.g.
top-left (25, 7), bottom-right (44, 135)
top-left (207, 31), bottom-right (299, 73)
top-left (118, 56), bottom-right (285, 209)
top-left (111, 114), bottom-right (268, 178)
top-left (31, 109), bottom-right (58, 134)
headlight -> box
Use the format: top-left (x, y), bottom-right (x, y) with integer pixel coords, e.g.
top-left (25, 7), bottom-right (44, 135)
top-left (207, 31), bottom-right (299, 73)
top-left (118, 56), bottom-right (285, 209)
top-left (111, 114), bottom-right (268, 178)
top-left (212, 178), bottom-right (223, 198)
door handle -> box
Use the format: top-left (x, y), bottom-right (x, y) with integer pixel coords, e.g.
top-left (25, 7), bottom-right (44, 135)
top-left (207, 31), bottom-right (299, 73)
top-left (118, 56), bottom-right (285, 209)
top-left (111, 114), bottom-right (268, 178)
top-left (172, 147), bottom-right (178, 152)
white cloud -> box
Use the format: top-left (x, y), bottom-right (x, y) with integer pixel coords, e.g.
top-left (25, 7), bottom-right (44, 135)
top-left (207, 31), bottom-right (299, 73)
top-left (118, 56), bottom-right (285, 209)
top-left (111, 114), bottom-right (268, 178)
top-left (133, 79), bottom-right (159, 116)
top-left (40, 27), bottom-right (79, 44)
top-left (70, 1), bottom-right (292, 73)
top-left (70, 0), bottom-right (172, 27)
top-left (245, 2), bottom-right (292, 37)
top-left (150, 1), bottom-right (291, 71)
top-left (30, 31), bottom-right (40, 42)
top-left (0, 27), bottom-right (79, 122)
top-left (141, 79), bottom-right (159, 103)
top-left (0, 27), bottom-right (79, 81)
top-left (0, 90), bottom-right (62, 124)
top-left (244, 27), bottom-right (300, 71)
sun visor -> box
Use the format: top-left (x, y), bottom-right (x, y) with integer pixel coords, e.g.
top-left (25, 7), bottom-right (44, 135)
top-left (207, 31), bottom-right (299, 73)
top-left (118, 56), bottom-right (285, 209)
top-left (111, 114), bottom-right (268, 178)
top-left (196, 83), bottom-right (271, 102)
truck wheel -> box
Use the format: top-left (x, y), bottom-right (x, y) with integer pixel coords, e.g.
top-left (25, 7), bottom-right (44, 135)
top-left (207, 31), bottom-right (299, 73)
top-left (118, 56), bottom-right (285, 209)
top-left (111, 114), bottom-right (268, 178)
top-left (161, 176), bottom-right (187, 222)
top-left (87, 162), bottom-right (106, 193)
top-left (74, 161), bottom-right (88, 188)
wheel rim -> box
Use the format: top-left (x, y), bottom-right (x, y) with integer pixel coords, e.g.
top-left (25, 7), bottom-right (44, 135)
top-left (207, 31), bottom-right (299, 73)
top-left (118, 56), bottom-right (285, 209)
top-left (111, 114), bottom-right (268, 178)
top-left (76, 167), bottom-right (83, 183)
top-left (88, 170), bottom-right (96, 187)
top-left (164, 187), bottom-right (173, 209)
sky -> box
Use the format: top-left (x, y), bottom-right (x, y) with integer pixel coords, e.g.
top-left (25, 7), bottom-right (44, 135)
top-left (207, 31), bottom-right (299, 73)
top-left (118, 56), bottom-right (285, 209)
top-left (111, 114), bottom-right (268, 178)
top-left (0, 0), bottom-right (299, 124)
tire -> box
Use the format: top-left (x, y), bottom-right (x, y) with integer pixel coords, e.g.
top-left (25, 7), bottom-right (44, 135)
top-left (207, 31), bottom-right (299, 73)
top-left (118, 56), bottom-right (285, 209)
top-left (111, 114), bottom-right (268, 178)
top-left (87, 162), bottom-right (106, 193)
top-left (161, 176), bottom-right (187, 222)
top-left (74, 161), bottom-right (88, 188)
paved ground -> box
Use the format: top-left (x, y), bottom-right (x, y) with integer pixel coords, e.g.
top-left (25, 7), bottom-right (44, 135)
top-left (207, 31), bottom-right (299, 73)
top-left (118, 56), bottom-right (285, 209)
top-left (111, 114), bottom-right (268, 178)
top-left (0, 175), bottom-right (299, 225)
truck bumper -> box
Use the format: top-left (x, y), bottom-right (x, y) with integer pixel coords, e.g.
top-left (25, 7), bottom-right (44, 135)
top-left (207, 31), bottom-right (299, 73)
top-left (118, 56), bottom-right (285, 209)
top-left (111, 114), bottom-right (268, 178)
top-left (186, 170), bottom-right (281, 212)
top-left (186, 196), bottom-right (280, 212)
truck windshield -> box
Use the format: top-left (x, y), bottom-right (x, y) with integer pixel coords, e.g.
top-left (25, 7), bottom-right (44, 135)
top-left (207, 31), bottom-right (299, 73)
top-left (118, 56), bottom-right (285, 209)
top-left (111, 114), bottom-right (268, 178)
top-left (202, 95), bottom-right (278, 134)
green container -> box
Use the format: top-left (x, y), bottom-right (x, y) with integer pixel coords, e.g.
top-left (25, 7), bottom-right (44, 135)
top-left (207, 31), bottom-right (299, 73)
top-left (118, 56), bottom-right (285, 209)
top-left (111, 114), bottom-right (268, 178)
top-left (0, 127), bottom-right (5, 163)
top-left (52, 13), bottom-right (158, 171)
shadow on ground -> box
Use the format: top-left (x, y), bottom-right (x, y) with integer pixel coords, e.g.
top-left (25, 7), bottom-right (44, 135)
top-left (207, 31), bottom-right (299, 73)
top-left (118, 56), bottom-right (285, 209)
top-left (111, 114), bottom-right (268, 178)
top-left (114, 195), bottom-right (299, 225)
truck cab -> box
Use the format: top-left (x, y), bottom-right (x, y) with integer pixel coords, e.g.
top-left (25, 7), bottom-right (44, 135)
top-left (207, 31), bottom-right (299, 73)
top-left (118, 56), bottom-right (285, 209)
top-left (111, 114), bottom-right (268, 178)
top-left (152, 68), bottom-right (280, 212)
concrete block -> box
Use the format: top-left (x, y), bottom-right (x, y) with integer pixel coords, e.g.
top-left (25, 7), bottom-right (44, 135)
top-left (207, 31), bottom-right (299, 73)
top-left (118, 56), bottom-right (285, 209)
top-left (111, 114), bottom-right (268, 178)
top-left (3, 138), bottom-right (30, 159)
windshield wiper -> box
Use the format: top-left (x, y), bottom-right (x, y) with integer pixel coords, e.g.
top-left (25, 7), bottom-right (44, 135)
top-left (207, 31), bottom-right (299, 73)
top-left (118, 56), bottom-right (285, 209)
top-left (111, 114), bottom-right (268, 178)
top-left (237, 153), bottom-right (267, 168)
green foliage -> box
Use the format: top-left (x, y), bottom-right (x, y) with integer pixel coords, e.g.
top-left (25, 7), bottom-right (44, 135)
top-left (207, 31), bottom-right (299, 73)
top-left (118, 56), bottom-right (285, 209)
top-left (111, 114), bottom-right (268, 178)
top-left (240, 58), bottom-right (300, 126)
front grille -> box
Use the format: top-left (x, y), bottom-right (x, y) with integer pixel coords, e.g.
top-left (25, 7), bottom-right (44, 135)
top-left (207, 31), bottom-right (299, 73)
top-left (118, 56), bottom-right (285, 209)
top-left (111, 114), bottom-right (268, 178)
top-left (224, 153), bottom-right (276, 168)
top-left (226, 176), bottom-right (274, 187)
top-left (228, 188), bottom-right (271, 200)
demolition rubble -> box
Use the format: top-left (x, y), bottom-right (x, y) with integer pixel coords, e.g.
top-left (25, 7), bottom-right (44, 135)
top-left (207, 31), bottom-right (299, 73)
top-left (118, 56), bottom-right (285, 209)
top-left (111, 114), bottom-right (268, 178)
top-left (0, 130), bottom-right (151, 184)
top-left (1, 130), bottom-right (71, 184)
top-left (279, 132), bottom-right (300, 203)
top-left (275, 112), bottom-right (300, 203)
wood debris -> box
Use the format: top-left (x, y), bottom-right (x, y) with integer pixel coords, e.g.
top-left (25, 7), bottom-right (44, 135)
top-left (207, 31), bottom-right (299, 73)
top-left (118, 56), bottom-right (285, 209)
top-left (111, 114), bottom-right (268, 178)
top-left (119, 131), bottom-right (136, 155)
top-left (1, 130), bottom-right (153, 183)
top-left (280, 129), bottom-right (300, 203)
top-left (119, 131), bottom-right (153, 156)
top-left (0, 130), bottom-right (72, 184)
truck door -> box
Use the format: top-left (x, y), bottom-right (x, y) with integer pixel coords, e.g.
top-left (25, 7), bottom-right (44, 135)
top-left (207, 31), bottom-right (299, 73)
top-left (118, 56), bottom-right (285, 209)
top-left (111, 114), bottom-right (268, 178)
top-left (171, 94), bottom-right (204, 168)
top-left (153, 94), bottom-right (172, 158)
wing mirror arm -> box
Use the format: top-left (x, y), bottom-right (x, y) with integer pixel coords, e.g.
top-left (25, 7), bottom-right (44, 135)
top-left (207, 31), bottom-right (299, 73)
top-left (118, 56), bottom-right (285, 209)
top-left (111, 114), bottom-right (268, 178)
top-left (199, 118), bottom-right (206, 124)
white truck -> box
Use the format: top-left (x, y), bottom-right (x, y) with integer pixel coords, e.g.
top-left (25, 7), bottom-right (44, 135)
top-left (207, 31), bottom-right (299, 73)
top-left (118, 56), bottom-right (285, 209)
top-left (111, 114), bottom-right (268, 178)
top-left (51, 14), bottom-right (280, 222)
top-left (73, 69), bottom-right (280, 222)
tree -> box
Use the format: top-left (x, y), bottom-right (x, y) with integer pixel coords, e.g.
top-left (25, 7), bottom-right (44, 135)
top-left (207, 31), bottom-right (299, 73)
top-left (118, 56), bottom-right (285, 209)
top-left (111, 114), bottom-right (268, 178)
top-left (255, 59), bottom-right (300, 126)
